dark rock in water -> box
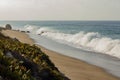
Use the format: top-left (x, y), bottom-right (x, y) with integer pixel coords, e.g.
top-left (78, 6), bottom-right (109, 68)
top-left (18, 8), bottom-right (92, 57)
top-left (21, 31), bottom-right (30, 33)
top-left (26, 31), bottom-right (30, 33)
top-left (38, 31), bottom-right (44, 35)
top-left (5, 24), bottom-right (12, 30)
top-left (21, 31), bottom-right (26, 33)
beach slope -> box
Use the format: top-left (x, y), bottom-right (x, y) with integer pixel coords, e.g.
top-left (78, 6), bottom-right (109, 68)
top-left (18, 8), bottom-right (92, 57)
top-left (2, 30), bottom-right (120, 80)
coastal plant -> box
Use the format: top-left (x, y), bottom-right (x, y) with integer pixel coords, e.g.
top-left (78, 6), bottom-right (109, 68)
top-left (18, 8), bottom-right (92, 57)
top-left (0, 32), bottom-right (69, 80)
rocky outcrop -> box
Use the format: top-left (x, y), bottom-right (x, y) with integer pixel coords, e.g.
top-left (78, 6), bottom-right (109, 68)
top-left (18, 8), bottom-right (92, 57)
top-left (5, 24), bottom-right (12, 30)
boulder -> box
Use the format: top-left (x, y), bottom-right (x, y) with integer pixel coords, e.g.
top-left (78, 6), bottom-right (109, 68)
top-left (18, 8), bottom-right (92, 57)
top-left (26, 31), bottom-right (30, 33)
top-left (5, 24), bottom-right (12, 30)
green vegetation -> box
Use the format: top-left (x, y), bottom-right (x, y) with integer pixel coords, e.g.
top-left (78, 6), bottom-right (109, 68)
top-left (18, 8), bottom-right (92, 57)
top-left (0, 32), bottom-right (69, 80)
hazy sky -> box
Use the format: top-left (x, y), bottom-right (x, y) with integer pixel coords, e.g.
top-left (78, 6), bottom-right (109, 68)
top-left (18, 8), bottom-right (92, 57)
top-left (0, 0), bottom-right (120, 20)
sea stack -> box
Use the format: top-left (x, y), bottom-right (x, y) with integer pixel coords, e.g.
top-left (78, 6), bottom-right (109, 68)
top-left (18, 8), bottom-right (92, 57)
top-left (5, 24), bottom-right (12, 30)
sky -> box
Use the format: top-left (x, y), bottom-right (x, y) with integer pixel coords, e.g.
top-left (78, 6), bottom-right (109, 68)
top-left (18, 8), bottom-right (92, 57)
top-left (0, 0), bottom-right (120, 20)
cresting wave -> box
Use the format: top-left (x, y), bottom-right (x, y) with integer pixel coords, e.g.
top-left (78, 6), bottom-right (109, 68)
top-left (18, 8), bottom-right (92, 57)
top-left (25, 25), bottom-right (120, 58)
top-left (24, 25), bottom-right (55, 34)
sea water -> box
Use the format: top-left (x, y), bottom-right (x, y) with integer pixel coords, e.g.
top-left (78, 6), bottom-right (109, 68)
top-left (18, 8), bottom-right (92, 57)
top-left (0, 21), bottom-right (120, 77)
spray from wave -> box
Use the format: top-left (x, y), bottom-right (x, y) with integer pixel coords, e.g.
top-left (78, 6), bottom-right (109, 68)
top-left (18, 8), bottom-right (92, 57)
top-left (24, 25), bottom-right (55, 34)
top-left (25, 25), bottom-right (120, 58)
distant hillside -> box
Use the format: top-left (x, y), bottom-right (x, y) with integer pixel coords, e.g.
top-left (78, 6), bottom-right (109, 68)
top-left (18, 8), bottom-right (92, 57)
top-left (0, 31), bottom-right (69, 80)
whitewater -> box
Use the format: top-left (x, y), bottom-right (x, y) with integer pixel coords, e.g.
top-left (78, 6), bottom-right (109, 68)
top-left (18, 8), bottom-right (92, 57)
top-left (24, 24), bottom-right (120, 59)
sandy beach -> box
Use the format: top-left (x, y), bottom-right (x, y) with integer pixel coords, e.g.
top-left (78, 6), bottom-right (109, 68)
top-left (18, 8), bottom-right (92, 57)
top-left (2, 30), bottom-right (120, 80)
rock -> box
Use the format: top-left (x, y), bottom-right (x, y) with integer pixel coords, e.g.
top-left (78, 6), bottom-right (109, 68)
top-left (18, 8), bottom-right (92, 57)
top-left (26, 31), bottom-right (30, 33)
top-left (5, 24), bottom-right (12, 30)
top-left (21, 31), bottom-right (30, 33)
top-left (21, 31), bottom-right (26, 33)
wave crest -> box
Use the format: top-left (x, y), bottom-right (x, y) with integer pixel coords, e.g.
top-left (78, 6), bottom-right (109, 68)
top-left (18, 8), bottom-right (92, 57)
top-left (24, 25), bottom-right (120, 58)
top-left (40, 30), bottom-right (120, 58)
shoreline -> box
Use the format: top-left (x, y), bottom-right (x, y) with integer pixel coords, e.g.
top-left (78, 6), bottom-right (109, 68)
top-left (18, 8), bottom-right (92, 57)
top-left (37, 45), bottom-right (120, 80)
top-left (2, 30), bottom-right (120, 80)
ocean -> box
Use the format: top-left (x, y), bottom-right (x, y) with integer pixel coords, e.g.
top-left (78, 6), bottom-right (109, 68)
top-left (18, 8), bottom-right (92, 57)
top-left (0, 21), bottom-right (120, 58)
top-left (0, 21), bottom-right (120, 77)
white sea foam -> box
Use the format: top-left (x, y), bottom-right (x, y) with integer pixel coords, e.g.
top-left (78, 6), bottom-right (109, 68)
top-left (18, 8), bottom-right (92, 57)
top-left (24, 25), bottom-right (39, 33)
top-left (24, 25), bottom-right (55, 34)
top-left (36, 27), bottom-right (55, 35)
top-left (25, 26), bottom-right (120, 58)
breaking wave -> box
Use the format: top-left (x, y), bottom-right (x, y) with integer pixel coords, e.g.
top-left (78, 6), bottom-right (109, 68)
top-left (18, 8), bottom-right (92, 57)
top-left (25, 25), bottom-right (120, 58)
top-left (24, 25), bottom-right (55, 34)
